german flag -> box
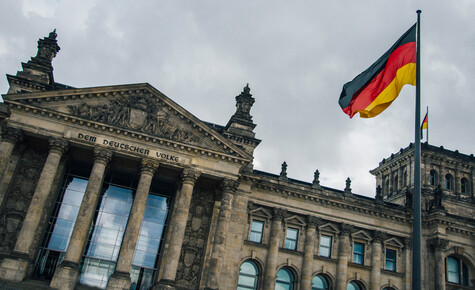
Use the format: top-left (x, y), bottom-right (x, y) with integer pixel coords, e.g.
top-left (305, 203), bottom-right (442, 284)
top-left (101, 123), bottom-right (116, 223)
top-left (339, 24), bottom-right (417, 118)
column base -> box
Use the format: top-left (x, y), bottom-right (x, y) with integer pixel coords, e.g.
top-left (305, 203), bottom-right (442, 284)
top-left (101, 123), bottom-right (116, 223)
top-left (107, 270), bottom-right (131, 290)
top-left (50, 261), bottom-right (80, 290)
top-left (152, 279), bottom-right (176, 290)
top-left (0, 252), bottom-right (30, 282)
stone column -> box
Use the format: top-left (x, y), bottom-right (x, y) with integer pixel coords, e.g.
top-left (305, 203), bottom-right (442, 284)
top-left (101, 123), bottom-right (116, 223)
top-left (369, 231), bottom-right (384, 290)
top-left (300, 216), bottom-right (318, 289)
top-left (428, 237), bottom-right (449, 290)
top-left (108, 159), bottom-right (159, 290)
top-left (403, 238), bottom-right (412, 290)
top-left (0, 126), bottom-right (22, 182)
top-left (0, 138), bottom-right (68, 282)
top-left (156, 167), bottom-right (200, 289)
top-left (50, 148), bottom-right (112, 290)
top-left (0, 127), bottom-right (23, 209)
top-left (205, 178), bottom-right (239, 289)
top-left (336, 224), bottom-right (352, 290)
top-left (263, 208), bottom-right (286, 290)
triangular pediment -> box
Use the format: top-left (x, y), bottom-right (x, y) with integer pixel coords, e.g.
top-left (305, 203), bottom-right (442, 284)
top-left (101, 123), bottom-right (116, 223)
top-left (284, 215), bottom-right (306, 227)
top-left (318, 223), bottom-right (339, 234)
top-left (384, 237), bottom-right (404, 249)
top-left (249, 207), bottom-right (272, 220)
top-left (3, 83), bottom-right (251, 163)
top-left (351, 230), bottom-right (372, 242)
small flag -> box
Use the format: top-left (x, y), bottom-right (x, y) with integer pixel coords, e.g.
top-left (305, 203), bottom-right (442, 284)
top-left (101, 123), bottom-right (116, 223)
top-left (421, 111), bottom-right (428, 138)
top-left (339, 24), bottom-right (417, 118)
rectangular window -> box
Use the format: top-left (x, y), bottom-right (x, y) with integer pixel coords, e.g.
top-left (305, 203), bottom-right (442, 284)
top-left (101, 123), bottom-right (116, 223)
top-left (285, 227), bottom-right (298, 250)
top-left (385, 248), bottom-right (397, 271)
top-left (249, 220), bottom-right (264, 243)
top-left (353, 242), bottom-right (365, 264)
top-left (319, 235), bottom-right (332, 257)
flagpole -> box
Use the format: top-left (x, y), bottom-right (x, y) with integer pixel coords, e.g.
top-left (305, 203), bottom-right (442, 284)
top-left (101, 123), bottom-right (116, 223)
top-left (412, 9), bottom-right (422, 290)
top-left (426, 106), bottom-right (429, 143)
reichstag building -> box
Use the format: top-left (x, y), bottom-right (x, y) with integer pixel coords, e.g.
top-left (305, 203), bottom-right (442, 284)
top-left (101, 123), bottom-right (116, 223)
top-left (0, 31), bottom-right (473, 290)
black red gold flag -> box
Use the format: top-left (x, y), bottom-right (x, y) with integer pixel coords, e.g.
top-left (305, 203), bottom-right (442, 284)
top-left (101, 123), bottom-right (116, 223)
top-left (339, 24), bottom-right (417, 118)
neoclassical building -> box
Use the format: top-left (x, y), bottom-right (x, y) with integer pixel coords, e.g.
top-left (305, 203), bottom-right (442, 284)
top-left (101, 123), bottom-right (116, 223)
top-left (0, 31), bottom-right (473, 290)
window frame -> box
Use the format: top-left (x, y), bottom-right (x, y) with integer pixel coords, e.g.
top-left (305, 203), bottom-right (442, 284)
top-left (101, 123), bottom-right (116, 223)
top-left (446, 255), bottom-right (470, 286)
top-left (445, 174), bottom-right (453, 190)
top-left (461, 178), bottom-right (469, 195)
top-left (276, 267), bottom-right (295, 290)
top-left (385, 248), bottom-right (397, 271)
top-left (319, 234), bottom-right (333, 258)
top-left (237, 260), bottom-right (259, 290)
top-left (249, 219), bottom-right (265, 243)
top-left (284, 227), bottom-right (299, 251)
top-left (430, 170), bottom-right (438, 186)
top-left (353, 241), bottom-right (365, 265)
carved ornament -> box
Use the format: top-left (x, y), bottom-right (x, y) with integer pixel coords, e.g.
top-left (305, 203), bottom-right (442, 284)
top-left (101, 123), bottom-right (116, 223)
top-left (48, 138), bottom-right (68, 155)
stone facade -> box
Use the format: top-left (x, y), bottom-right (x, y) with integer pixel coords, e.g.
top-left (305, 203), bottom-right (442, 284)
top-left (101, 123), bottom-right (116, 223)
top-left (0, 32), bottom-right (473, 290)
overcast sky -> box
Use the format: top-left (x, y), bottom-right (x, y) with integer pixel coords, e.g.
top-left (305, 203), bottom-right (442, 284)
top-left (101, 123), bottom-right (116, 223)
top-left (1, 0), bottom-right (474, 197)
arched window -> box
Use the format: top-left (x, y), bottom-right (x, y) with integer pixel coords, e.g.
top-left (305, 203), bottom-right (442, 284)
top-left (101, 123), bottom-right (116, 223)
top-left (384, 178), bottom-right (389, 195)
top-left (346, 281), bottom-right (364, 290)
top-left (461, 178), bottom-right (469, 194)
top-left (430, 170), bottom-right (438, 186)
top-left (446, 256), bottom-right (469, 286)
top-left (237, 261), bottom-right (259, 290)
top-left (403, 169), bottom-right (408, 187)
top-left (276, 268), bottom-right (294, 290)
top-left (393, 175), bottom-right (398, 192)
top-left (445, 174), bottom-right (453, 190)
top-left (312, 274), bottom-right (329, 290)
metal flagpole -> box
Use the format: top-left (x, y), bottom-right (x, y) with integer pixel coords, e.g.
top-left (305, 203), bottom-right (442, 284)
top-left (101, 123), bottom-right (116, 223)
top-left (412, 9), bottom-right (422, 290)
top-left (426, 106), bottom-right (429, 143)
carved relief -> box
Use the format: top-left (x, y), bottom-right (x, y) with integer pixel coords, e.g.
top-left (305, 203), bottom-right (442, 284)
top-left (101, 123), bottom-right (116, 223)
top-left (175, 186), bottom-right (214, 288)
top-left (68, 95), bottom-right (200, 144)
top-left (0, 149), bottom-right (46, 254)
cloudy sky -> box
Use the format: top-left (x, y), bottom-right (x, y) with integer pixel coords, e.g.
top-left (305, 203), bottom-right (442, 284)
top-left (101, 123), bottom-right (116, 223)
top-left (1, 0), bottom-right (474, 197)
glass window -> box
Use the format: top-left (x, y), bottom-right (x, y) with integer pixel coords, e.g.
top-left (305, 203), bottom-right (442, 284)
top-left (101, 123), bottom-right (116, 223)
top-left (353, 242), bottom-right (364, 264)
top-left (430, 170), bottom-right (437, 186)
top-left (285, 228), bottom-right (298, 250)
top-left (276, 268), bottom-right (294, 290)
top-left (447, 256), bottom-right (469, 286)
top-left (385, 249), bottom-right (396, 271)
top-left (312, 274), bottom-right (329, 290)
top-left (237, 261), bottom-right (259, 290)
top-left (393, 175), bottom-right (398, 191)
top-left (319, 235), bottom-right (332, 258)
top-left (445, 174), bottom-right (453, 190)
top-left (249, 220), bottom-right (264, 243)
top-left (461, 178), bottom-right (469, 194)
top-left (347, 281), bottom-right (363, 290)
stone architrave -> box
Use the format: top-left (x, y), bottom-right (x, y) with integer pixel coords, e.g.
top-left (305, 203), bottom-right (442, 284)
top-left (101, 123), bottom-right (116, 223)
top-left (108, 159), bottom-right (159, 290)
top-left (0, 138), bottom-right (68, 282)
top-left (263, 208), bottom-right (286, 290)
top-left (0, 126), bottom-right (22, 182)
top-left (205, 178), bottom-right (239, 289)
top-left (370, 231), bottom-right (385, 290)
top-left (336, 224), bottom-right (353, 290)
top-left (50, 148), bottom-right (112, 290)
top-left (156, 167), bottom-right (200, 289)
top-left (300, 216), bottom-right (319, 289)
top-left (428, 237), bottom-right (449, 290)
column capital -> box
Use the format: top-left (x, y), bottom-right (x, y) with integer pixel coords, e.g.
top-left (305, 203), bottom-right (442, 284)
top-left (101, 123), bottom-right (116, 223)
top-left (427, 237), bottom-right (449, 252)
top-left (404, 237), bottom-right (413, 247)
top-left (272, 207), bottom-right (286, 221)
top-left (140, 158), bottom-right (159, 176)
top-left (1, 126), bottom-right (23, 144)
top-left (339, 223), bottom-right (354, 236)
top-left (372, 231), bottom-right (386, 243)
top-left (93, 147), bottom-right (113, 165)
top-left (49, 138), bottom-right (68, 155)
top-left (306, 216), bottom-right (320, 228)
top-left (182, 167), bottom-right (201, 185)
top-left (221, 178), bottom-right (240, 193)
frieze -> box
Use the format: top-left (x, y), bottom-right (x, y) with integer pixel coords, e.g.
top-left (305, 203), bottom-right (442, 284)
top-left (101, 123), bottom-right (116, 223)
top-left (67, 94), bottom-right (200, 144)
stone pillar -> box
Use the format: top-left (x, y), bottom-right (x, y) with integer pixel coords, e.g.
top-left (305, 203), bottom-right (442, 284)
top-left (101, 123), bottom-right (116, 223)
top-left (370, 231), bottom-right (384, 290)
top-left (108, 159), bottom-right (159, 290)
top-left (263, 208), bottom-right (285, 290)
top-left (0, 126), bottom-right (22, 182)
top-left (0, 127), bottom-right (23, 210)
top-left (403, 238), bottom-right (412, 290)
top-left (156, 167), bottom-right (200, 289)
top-left (428, 237), bottom-right (449, 290)
top-left (205, 178), bottom-right (239, 289)
top-left (336, 224), bottom-right (352, 290)
top-left (300, 216), bottom-right (318, 289)
top-left (0, 138), bottom-right (68, 282)
top-left (50, 148), bottom-right (112, 290)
